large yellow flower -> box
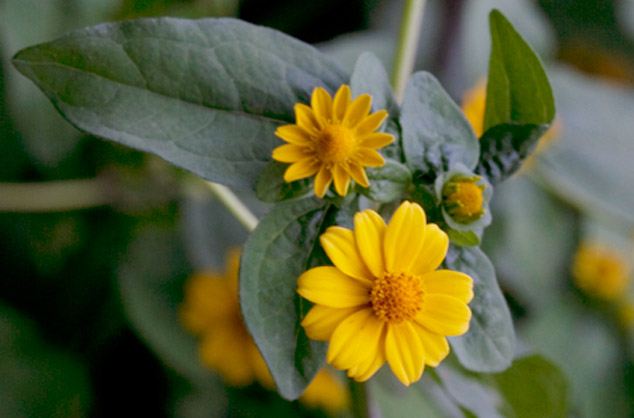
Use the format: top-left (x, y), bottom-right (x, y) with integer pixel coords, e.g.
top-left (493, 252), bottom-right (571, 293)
top-left (272, 85), bottom-right (394, 198)
top-left (297, 201), bottom-right (474, 386)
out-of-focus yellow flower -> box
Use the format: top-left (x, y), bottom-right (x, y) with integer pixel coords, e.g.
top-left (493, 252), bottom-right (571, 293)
top-left (300, 368), bottom-right (349, 412)
top-left (272, 85), bottom-right (393, 198)
top-left (298, 201), bottom-right (473, 386)
top-left (460, 79), bottom-right (562, 166)
top-left (618, 299), bottom-right (634, 329)
top-left (180, 249), bottom-right (273, 388)
top-left (572, 241), bottom-right (631, 301)
top-left (180, 250), bottom-right (348, 412)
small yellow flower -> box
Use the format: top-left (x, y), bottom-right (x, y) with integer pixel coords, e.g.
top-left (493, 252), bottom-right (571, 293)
top-left (442, 176), bottom-right (486, 223)
top-left (272, 85), bottom-right (394, 198)
top-left (180, 250), bottom-right (272, 388)
top-left (572, 241), bottom-right (631, 301)
top-left (298, 201), bottom-right (474, 386)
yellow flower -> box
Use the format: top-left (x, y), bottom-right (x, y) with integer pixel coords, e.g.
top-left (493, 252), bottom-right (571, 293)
top-left (180, 249), bottom-right (273, 388)
top-left (181, 251), bottom-right (349, 412)
top-left (572, 241), bottom-right (631, 301)
top-left (272, 85), bottom-right (394, 198)
top-left (442, 175), bottom-right (486, 223)
top-left (297, 201), bottom-right (474, 386)
top-left (300, 368), bottom-right (349, 412)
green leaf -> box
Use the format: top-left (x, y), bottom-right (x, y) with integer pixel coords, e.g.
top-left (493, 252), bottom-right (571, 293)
top-left (12, 17), bottom-right (348, 189)
top-left (401, 72), bottom-right (479, 175)
top-left (359, 160), bottom-right (411, 203)
top-left (477, 10), bottom-right (555, 184)
top-left (484, 10), bottom-right (555, 130)
top-left (437, 355), bottom-right (569, 418)
top-left (492, 355), bottom-right (569, 418)
top-left (446, 229), bottom-right (480, 247)
top-left (255, 161), bottom-right (312, 202)
top-left (240, 197), bottom-right (330, 400)
top-left (446, 246), bottom-right (515, 372)
top-left (350, 52), bottom-right (399, 119)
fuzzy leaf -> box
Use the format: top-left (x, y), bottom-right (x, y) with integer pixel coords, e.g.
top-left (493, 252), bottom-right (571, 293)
top-left (12, 17), bottom-right (348, 189)
top-left (240, 197), bottom-right (331, 400)
top-left (360, 160), bottom-right (411, 203)
top-left (401, 72), bottom-right (479, 175)
top-left (446, 246), bottom-right (515, 372)
top-left (255, 161), bottom-right (312, 203)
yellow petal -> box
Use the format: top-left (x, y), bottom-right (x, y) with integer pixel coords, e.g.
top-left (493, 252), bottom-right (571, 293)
top-left (349, 348), bottom-right (386, 382)
top-left (385, 322), bottom-right (425, 386)
top-left (272, 144), bottom-right (309, 163)
top-left (283, 158), bottom-right (320, 182)
top-left (355, 148), bottom-right (385, 167)
top-left (320, 226), bottom-right (375, 284)
top-left (333, 85), bottom-right (351, 122)
top-left (297, 266), bottom-right (371, 308)
top-left (301, 305), bottom-right (361, 341)
top-left (421, 270), bottom-right (474, 303)
top-left (348, 162), bottom-right (370, 188)
top-left (327, 308), bottom-right (385, 371)
top-left (384, 201), bottom-right (426, 273)
top-left (295, 103), bottom-right (322, 131)
top-left (411, 322), bottom-right (450, 367)
top-left (412, 224), bottom-right (449, 275)
top-left (311, 87), bottom-right (333, 120)
top-left (415, 294), bottom-right (472, 336)
top-left (354, 209), bottom-right (386, 278)
top-left (314, 165), bottom-right (333, 198)
top-left (275, 125), bottom-right (313, 145)
top-left (359, 132), bottom-right (394, 149)
top-left (333, 163), bottom-right (351, 196)
top-left (343, 94), bottom-right (372, 128)
top-left (356, 110), bottom-right (388, 136)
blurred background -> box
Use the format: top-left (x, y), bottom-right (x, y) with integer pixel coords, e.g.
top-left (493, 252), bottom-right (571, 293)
top-left (1, 0), bottom-right (634, 416)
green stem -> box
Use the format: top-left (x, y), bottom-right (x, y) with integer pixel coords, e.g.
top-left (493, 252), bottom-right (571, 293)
top-left (391, 0), bottom-right (426, 103)
top-left (0, 179), bottom-right (109, 212)
top-left (204, 181), bottom-right (258, 232)
top-left (349, 379), bottom-right (371, 418)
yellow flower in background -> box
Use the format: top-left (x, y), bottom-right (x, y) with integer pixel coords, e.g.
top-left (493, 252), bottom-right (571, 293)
top-left (180, 250), bottom-right (348, 411)
top-left (298, 201), bottom-right (474, 386)
top-left (272, 85), bottom-right (393, 198)
top-left (180, 249), bottom-right (272, 388)
top-left (572, 241), bottom-right (631, 301)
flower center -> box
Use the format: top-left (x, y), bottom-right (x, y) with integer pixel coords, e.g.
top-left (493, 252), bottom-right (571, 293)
top-left (370, 272), bottom-right (424, 323)
top-left (316, 125), bottom-right (356, 163)
top-left (448, 182), bottom-right (483, 216)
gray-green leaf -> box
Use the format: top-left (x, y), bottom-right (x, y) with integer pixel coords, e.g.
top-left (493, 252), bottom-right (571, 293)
top-left (240, 197), bottom-right (330, 400)
top-left (360, 159), bottom-right (411, 203)
top-left (446, 246), bottom-right (515, 372)
top-left (401, 72), bottom-right (479, 175)
top-left (12, 17), bottom-right (348, 189)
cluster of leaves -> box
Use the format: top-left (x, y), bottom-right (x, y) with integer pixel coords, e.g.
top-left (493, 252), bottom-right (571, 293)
top-left (12, 8), bottom-right (556, 407)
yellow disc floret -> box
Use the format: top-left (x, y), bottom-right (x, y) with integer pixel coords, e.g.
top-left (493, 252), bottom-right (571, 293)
top-left (316, 125), bottom-right (356, 163)
top-left (442, 176), bottom-right (486, 223)
top-left (370, 272), bottom-right (424, 323)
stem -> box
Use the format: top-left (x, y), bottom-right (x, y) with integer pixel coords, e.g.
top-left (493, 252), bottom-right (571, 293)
top-left (349, 379), bottom-right (371, 418)
top-left (204, 181), bottom-right (258, 232)
top-left (391, 0), bottom-right (426, 103)
top-left (0, 179), bottom-right (109, 212)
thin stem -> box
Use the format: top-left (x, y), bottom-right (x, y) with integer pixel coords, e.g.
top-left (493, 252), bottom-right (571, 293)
top-left (391, 0), bottom-right (426, 103)
top-left (0, 179), bottom-right (109, 212)
top-left (349, 379), bottom-right (371, 418)
top-left (204, 181), bottom-right (258, 232)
